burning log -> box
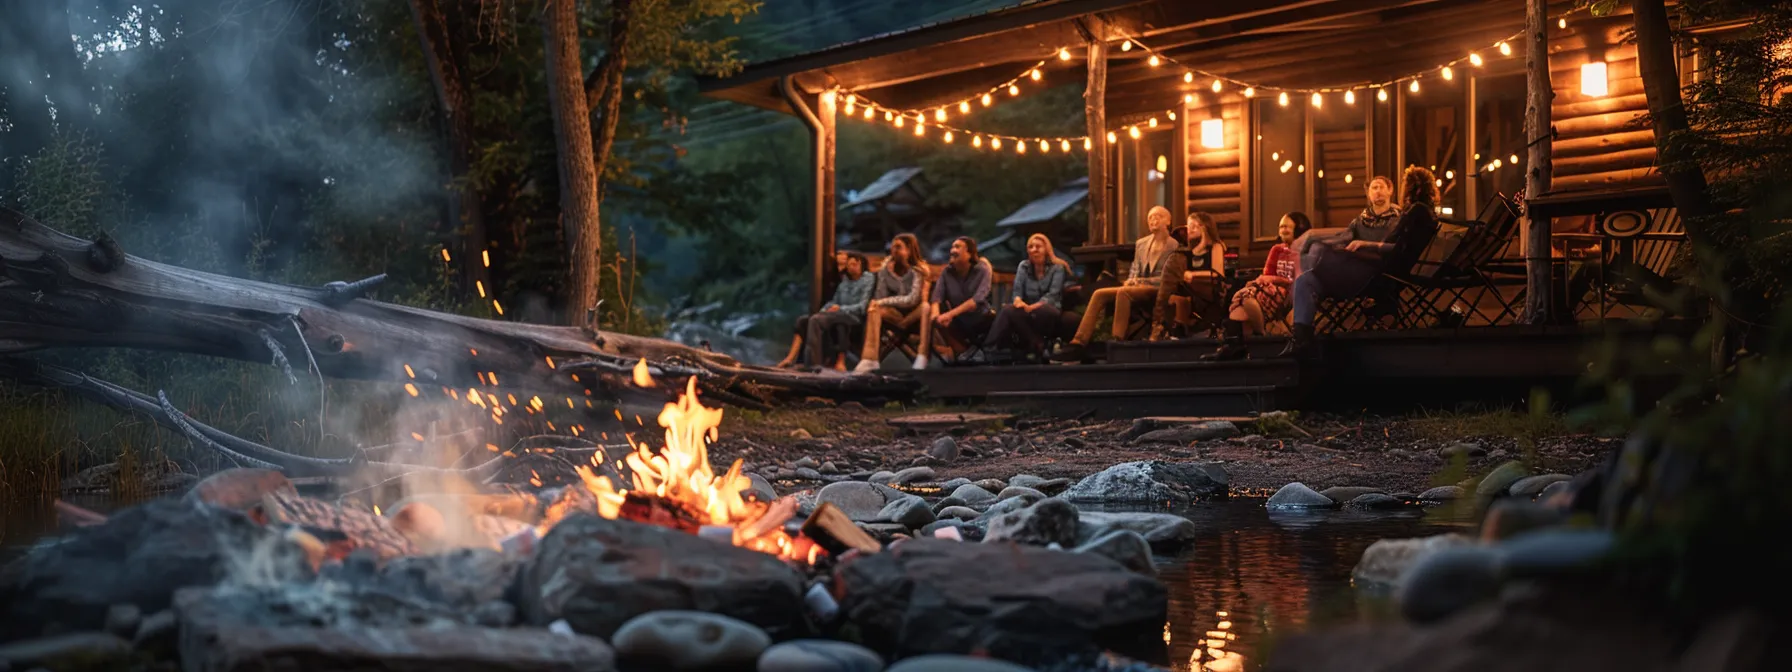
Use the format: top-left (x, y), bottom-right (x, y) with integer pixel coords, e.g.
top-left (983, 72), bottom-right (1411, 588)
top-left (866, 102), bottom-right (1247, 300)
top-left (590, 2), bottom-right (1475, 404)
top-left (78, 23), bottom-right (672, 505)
top-left (800, 502), bottom-right (882, 556)
top-left (0, 206), bottom-right (920, 409)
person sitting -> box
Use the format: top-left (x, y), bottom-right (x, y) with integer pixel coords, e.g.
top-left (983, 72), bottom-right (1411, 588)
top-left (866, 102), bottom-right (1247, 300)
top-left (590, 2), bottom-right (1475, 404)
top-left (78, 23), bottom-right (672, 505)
top-left (915, 236), bottom-right (993, 369)
top-left (1298, 175), bottom-right (1401, 258)
top-left (777, 251), bottom-right (874, 370)
top-left (1051, 205), bottom-right (1180, 362)
top-left (1202, 211), bottom-right (1312, 361)
top-left (1281, 166), bottom-right (1441, 359)
top-left (853, 233), bottom-right (929, 374)
top-left (983, 233), bottom-right (1070, 359)
top-left (1148, 211), bottom-right (1228, 341)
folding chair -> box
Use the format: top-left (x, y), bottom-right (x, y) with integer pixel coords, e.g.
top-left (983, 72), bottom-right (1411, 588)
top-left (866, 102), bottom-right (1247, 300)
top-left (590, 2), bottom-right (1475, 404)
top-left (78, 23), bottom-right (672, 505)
top-left (1390, 193), bottom-right (1525, 328)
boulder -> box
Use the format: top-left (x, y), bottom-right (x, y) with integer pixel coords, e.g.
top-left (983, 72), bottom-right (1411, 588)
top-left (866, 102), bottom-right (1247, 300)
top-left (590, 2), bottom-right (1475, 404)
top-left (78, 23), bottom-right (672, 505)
top-left (612, 610), bottom-right (770, 670)
top-left (1538, 480), bottom-right (1574, 504)
top-left (927, 437), bottom-right (960, 462)
top-left (1073, 530), bottom-right (1156, 576)
top-left (995, 486), bottom-right (1047, 502)
top-left (1006, 474), bottom-right (1049, 490)
top-left (519, 515), bottom-right (807, 640)
top-left (1347, 493), bottom-right (1406, 510)
top-left (1478, 499), bottom-right (1566, 541)
top-left (1060, 461), bottom-right (1229, 503)
top-left (1318, 486), bottom-right (1384, 504)
top-left (834, 539), bottom-right (1166, 664)
top-left (947, 484), bottom-right (997, 506)
top-left (0, 499), bottom-right (301, 638)
top-left (878, 497), bottom-right (937, 529)
top-left (1417, 485), bottom-right (1466, 501)
top-left (984, 499), bottom-right (1081, 548)
top-left (1495, 528), bottom-right (1615, 577)
top-left (1074, 512), bottom-right (1199, 549)
top-left (1266, 482), bottom-right (1335, 510)
top-left (758, 639), bottom-right (885, 672)
top-left (891, 467), bottom-right (936, 485)
top-left (1509, 474), bottom-right (1572, 499)
top-left (1351, 534), bottom-right (1476, 588)
top-left (1395, 546), bottom-right (1503, 624)
top-left (816, 482), bottom-right (896, 522)
top-left (1475, 461), bottom-right (1531, 499)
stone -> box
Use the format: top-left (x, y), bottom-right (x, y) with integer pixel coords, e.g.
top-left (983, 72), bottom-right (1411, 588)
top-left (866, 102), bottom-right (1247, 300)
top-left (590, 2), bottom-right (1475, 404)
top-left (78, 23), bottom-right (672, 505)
top-left (1417, 485), bottom-right (1465, 501)
top-left (0, 499), bottom-right (302, 638)
top-left (983, 499), bottom-right (1081, 548)
top-left (795, 468), bottom-right (824, 481)
top-left (1060, 461), bottom-right (1229, 503)
top-left (746, 473), bottom-right (778, 502)
top-left (183, 468), bottom-right (295, 511)
top-left (974, 479), bottom-right (1008, 493)
top-left (816, 481), bottom-right (896, 522)
top-left (1134, 420), bottom-right (1241, 444)
top-left (1007, 474), bottom-right (1048, 490)
top-left (947, 484), bottom-right (997, 505)
top-left (1319, 486), bottom-right (1385, 503)
top-left (868, 471), bottom-right (898, 485)
top-left (0, 633), bottom-right (132, 669)
top-left (1347, 493), bottom-right (1406, 510)
top-left (1495, 528), bottom-right (1615, 577)
top-left (1478, 499), bottom-right (1566, 541)
top-left (794, 457), bottom-right (820, 469)
top-left (133, 609), bottom-right (177, 652)
top-left (1438, 441), bottom-right (1487, 459)
top-left (835, 539), bottom-right (1166, 664)
top-left (362, 548), bottom-right (523, 622)
top-left (878, 497), bottom-right (937, 529)
top-left (102, 603), bottom-right (140, 638)
top-left (820, 462), bottom-right (841, 475)
top-left (977, 497), bottom-right (1032, 518)
top-left (1475, 461), bottom-right (1531, 498)
top-left (995, 486), bottom-right (1047, 502)
top-left (1266, 482), bottom-right (1336, 509)
top-left (177, 585), bottom-right (616, 672)
top-left (1395, 545), bottom-right (1503, 624)
top-left (790, 428), bottom-right (813, 439)
top-left (1351, 533), bottom-right (1476, 588)
top-left (758, 639), bottom-right (885, 672)
top-left (612, 610), bottom-right (770, 670)
top-left (1509, 473), bottom-right (1573, 498)
top-left (929, 497), bottom-right (968, 513)
top-left (1538, 480), bottom-right (1573, 502)
top-left (1073, 530), bottom-right (1155, 576)
top-left (850, 470), bottom-right (876, 481)
top-left (1074, 512), bottom-right (1198, 549)
top-left (938, 478), bottom-right (973, 492)
top-left (520, 515), bottom-right (807, 640)
top-left (891, 467), bottom-right (936, 485)
top-left (927, 436), bottom-right (960, 462)
top-left (918, 520), bottom-right (982, 542)
top-left (935, 506), bottom-right (980, 521)
top-left (886, 655), bottom-right (1033, 671)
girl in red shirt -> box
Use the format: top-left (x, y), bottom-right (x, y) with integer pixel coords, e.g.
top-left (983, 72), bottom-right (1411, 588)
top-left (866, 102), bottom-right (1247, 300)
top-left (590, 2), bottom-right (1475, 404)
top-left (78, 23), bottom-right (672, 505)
top-left (1202, 211), bottom-right (1311, 361)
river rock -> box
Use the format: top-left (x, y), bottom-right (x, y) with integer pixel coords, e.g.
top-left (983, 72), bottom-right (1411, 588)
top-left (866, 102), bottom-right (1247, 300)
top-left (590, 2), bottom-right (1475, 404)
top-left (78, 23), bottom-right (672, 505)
top-left (1319, 486), bottom-right (1384, 503)
top-left (977, 496), bottom-right (1033, 519)
top-left (1266, 482), bottom-right (1335, 509)
top-left (886, 654), bottom-right (1033, 671)
top-left (996, 486), bottom-right (1047, 502)
top-left (1351, 533), bottom-right (1475, 588)
top-left (948, 483), bottom-right (997, 505)
top-left (1478, 499), bottom-right (1566, 541)
top-left (364, 548), bottom-right (522, 622)
top-left (835, 539), bottom-right (1166, 664)
top-left (1075, 512), bottom-right (1198, 549)
top-left (927, 437), bottom-right (960, 462)
top-left (183, 468), bottom-right (296, 511)
top-left (519, 515), bottom-right (807, 639)
top-left (0, 499), bottom-right (299, 638)
top-left (795, 467), bottom-right (824, 481)
top-left (1060, 461), bottom-right (1229, 503)
top-left (1438, 442), bottom-right (1486, 459)
top-left (1496, 528), bottom-right (1615, 577)
top-left (1417, 485), bottom-right (1465, 501)
top-left (1073, 530), bottom-right (1155, 576)
top-left (1134, 421), bottom-right (1240, 444)
top-left (935, 506), bottom-right (980, 521)
top-left (1007, 474), bottom-right (1049, 490)
top-left (878, 497), bottom-right (937, 529)
top-left (939, 478), bottom-right (973, 492)
top-left (758, 639), bottom-right (884, 672)
top-left (816, 482), bottom-right (896, 521)
top-left (1475, 461), bottom-right (1531, 498)
top-left (746, 474), bottom-right (778, 502)
top-left (1347, 493), bottom-right (1407, 510)
top-left (1538, 480), bottom-right (1574, 504)
top-left (930, 497), bottom-right (968, 513)
top-left (974, 478), bottom-right (1009, 493)
top-left (0, 633), bottom-right (132, 669)
top-left (983, 499), bottom-right (1080, 548)
top-left (892, 467), bottom-right (936, 485)
top-left (868, 471), bottom-right (898, 485)
top-left (612, 610), bottom-right (770, 670)
top-left (1509, 473), bottom-right (1572, 498)
top-left (1396, 545), bottom-right (1503, 624)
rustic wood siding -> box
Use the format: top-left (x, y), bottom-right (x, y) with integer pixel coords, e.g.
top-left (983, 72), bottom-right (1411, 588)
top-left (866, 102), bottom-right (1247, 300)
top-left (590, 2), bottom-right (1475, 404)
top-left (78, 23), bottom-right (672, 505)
top-left (1549, 13), bottom-right (1658, 192)
top-left (1183, 97), bottom-right (1246, 248)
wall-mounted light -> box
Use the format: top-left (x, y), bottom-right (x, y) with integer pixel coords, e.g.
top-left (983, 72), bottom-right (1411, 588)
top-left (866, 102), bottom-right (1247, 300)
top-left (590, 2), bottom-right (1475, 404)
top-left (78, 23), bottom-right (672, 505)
top-left (1200, 118), bottom-right (1224, 149)
top-left (1580, 60), bottom-right (1609, 97)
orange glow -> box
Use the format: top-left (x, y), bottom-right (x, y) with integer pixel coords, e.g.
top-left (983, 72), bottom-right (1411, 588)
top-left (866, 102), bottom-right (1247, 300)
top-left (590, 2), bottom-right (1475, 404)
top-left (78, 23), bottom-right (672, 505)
top-left (545, 356), bottom-right (556, 369)
top-left (411, 432), bottom-right (425, 441)
top-left (633, 359), bottom-right (655, 387)
top-left (403, 364), bottom-right (415, 378)
top-left (404, 383), bottom-right (419, 397)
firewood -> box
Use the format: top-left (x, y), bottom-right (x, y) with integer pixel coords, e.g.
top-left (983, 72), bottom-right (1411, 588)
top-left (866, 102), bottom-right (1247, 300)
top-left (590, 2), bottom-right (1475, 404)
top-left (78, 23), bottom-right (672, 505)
top-left (800, 502), bottom-right (881, 556)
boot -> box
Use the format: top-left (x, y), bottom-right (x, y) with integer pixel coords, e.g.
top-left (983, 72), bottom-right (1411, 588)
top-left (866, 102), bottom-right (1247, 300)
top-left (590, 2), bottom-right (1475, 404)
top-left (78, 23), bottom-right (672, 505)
top-left (1276, 323), bottom-right (1316, 359)
top-left (1148, 324), bottom-right (1169, 342)
top-left (1201, 320), bottom-right (1249, 361)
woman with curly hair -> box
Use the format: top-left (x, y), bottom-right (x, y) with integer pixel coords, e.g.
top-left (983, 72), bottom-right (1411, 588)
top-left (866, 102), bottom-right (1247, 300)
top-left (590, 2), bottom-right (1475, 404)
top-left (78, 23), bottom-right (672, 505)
top-left (1280, 165), bottom-right (1441, 359)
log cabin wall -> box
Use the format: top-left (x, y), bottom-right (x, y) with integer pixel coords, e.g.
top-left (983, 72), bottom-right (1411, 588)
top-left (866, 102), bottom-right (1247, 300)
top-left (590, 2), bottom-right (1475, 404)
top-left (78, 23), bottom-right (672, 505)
top-left (1548, 10), bottom-right (1657, 192)
top-left (1182, 96), bottom-right (1250, 255)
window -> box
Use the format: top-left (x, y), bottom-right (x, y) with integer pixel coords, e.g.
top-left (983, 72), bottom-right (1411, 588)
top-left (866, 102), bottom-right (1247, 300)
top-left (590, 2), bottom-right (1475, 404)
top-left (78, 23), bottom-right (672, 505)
top-left (1252, 99), bottom-right (1305, 241)
top-left (1402, 80), bottom-right (1468, 217)
top-left (1115, 126), bottom-right (1175, 240)
top-left (1472, 71), bottom-right (1527, 208)
top-left (1311, 101), bottom-right (1369, 228)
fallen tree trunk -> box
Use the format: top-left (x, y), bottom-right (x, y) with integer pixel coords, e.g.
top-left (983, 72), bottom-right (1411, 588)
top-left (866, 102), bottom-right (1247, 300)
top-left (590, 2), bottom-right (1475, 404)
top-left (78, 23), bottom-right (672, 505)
top-left (0, 207), bottom-right (918, 409)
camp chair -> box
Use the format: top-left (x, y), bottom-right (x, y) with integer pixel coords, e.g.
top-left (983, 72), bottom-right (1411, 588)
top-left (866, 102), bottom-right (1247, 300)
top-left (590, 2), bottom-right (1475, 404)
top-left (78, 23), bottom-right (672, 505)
top-left (1312, 210), bottom-right (1445, 334)
top-left (1387, 193), bottom-right (1524, 328)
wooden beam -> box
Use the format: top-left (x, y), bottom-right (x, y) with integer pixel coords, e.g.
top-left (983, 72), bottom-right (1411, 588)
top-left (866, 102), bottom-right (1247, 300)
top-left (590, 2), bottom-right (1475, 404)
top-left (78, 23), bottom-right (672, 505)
top-left (1084, 16), bottom-right (1111, 246)
top-left (1522, 0), bottom-right (1553, 324)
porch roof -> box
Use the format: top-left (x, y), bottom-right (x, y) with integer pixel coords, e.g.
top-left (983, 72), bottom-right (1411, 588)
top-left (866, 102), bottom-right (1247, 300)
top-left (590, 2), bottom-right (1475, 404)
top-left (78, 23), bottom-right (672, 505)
top-left (702, 0), bottom-right (1580, 121)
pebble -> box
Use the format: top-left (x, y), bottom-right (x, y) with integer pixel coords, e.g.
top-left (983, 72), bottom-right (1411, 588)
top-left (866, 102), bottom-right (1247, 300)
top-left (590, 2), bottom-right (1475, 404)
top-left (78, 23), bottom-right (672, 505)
top-left (758, 639), bottom-right (884, 672)
top-left (887, 655), bottom-right (1033, 671)
top-left (1319, 486), bottom-right (1385, 503)
top-left (816, 481), bottom-right (894, 521)
top-left (1074, 529), bottom-right (1156, 576)
top-left (1496, 528), bottom-right (1615, 577)
top-left (1396, 546), bottom-right (1503, 624)
top-left (1265, 482), bottom-right (1336, 509)
top-left (878, 496), bottom-right (937, 529)
top-left (1438, 441), bottom-right (1486, 459)
top-left (868, 471), bottom-right (898, 485)
top-left (790, 428), bottom-right (814, 440)
top-left (1475, 461), bottom-right (1531, 498)
top-left (849, 470), bottom-right (876, 481)
top-left (978, 496), bottom-right (1032, 518)
top-left (1478, 499), bottom-right (1565, 541)
top-left (794, 468), bottom-right (824, 481)
top-left (939, 478), bottom-right (973, 492)
top-left (927, 436), bottom-right (960, 462)
top-left (930, 496), bottom-right (969, 513)
top-left (819, 462), bottom-right (840, 475)
top-left (103, 604), bottom-right (140, 638)
top-left (1032, 478), bottom-right (1072, 494)
top-left (891, 467), bottom-right (936, 485)
top-left (974, 478), bottom-right (1008, 492)
top-left (1508, 473), bottom-right (1572, 498)
top-left (984, 498), bottom-right (1080, 547)
top-left (1007, 474), bottom-right (1048, 489)
top-left (613, 610), bottom-right (771, 670)
top-left (995, 486), bottom-right (1047, 502)
top-left (794, 457), bottom-right (820, 469)
top-left (1351, 533), bottom-right (1475, 588)
top-left (1417, 485), bottom-right (1465, 501)
top-left (745, 474), bottom-right (778, 502)
top-left (948, 483), bottom-right (997, 505)
top-left (935, 506), bottom-right (980, 520)
top-left (1347, 493), bottom-right (1406, 510)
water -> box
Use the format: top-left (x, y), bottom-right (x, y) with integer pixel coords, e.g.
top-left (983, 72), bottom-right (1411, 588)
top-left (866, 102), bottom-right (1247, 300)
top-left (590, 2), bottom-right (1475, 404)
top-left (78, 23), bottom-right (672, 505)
top-left (1148, 499), bottom-right (1474, 672)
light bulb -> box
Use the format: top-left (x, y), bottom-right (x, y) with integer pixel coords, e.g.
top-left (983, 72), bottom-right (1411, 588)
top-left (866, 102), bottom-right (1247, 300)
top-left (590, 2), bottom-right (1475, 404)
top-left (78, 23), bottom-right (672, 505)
top-left (981, 94), bottom-right (992, 106)
top-left (1148, 117), bottom-right (1159, 128)
top-left (1498, 41), bottom-right (1512, 56)
top-left (1445, 169), bottom-right (1454, 179)
top-left (1297, 164), bottom-right (1305, 173)
top-left (1039, 139), bottom-right (1050, 152)
top-left (1030, 69), bottom-right (1042, 81)
top-left (1434, 178), bottom-right (1443, 187)
top-left (935, 108), bottom-right (946, 122)
top-left (1121, 41), bottom-right (1132, 52)
top-left (959, 101), bottom-right (970, 114)
top-left (1377, 88), bottom-right (1389, 102)
top-left (1311, 92), bottom-right (1323, 108)
top-left (1016, 141), bottom-right (1025, 154)
top-left (1184, 72), bottom-right (1194, 83)
top-left (1277, 91), bottom-right (1289, 106)
top-left (1317, 169), bottom-right (1325, 178)
top-left (992, 137), bottom-right (1003, 150)
top-left (1344, 174), bottom-right (1354, 184)
top-left (1128, 126), bottom-right (1142, 139)
top-left (1148, 55), bottom-right (1160, 67)
top-left (1008, 84), bottom-right (1020, 96)
top-left (1271, 152), bottom-right (1280, 161)
top-left (884, 111), bottom-right (893, 121)
top-left (1058, 47), bottom-right (1071, 61)
top-left (944, 131), bottom-right (954, 143)
top-left (894, 116), bottom-right (905, 128)
top-left (845, 101), bottom-right (855, 115)
top-left (1409, 80), bottom-right (1420, 93)
top-left (1344, 89), bottom-right (1356, 105)
top-left (1083, 138), bottom-right (1092, 150)
top-left (1442, 66), bottom-right (1454, 81)
top-left (973, 135), bottom-right (983, 148)
top-left (1212, 79), bottom-right (1223, 93)
top-left (844, 93), bottom-right (855, 106)
top-left (863, 108), bottom-right (873, 119)
top-left (1469, 52), bottom-right (1483, 67)
top-left (1510, 154), bottom-right (1520, 164)
top-left (1280, 160), bottom-right (1293, 174)
top-left (1166, 110), bottom-right (1176, 121)
top-left (913, 122), bottom-right (923, 136)
top-left (1492, 159), bottom-right (1503, 168)
top-left (1244, 87), bottom-right (1255, 98)
top-left (1107, 131), bottom-right (1117, 143)
top-left (1558, 17), bottom-right (1566, 29)
top-left (1184, 93), bottom-right (1196, 104)
top-left (1062, 139), bottom-right (1071, 152)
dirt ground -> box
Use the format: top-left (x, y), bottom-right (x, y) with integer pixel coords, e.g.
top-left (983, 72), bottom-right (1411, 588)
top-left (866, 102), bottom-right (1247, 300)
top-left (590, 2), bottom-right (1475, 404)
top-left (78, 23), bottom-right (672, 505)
top-left (709, 403), bottom-right (1617, 494)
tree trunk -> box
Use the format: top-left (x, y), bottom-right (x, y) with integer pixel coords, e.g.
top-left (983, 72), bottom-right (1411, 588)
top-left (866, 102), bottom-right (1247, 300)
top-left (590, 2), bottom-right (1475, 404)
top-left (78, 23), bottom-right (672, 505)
top-left (0, 207), bottom-right (919, 410)
top-left (584, 0), bottom-right (634, 191)
top-left (1521, 0), bottom-right (1554, 324)
top-left (408, 0), bottom-right (490, 294)
top-left (1082, 18), bottom-right (1110, 246)
top-left (541, 0), bottom-right (603, 327)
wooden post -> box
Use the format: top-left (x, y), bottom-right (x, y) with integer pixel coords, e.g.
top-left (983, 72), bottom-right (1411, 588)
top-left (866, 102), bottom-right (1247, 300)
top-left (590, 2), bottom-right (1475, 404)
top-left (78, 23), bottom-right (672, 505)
top-left (1082, 18), bottom-right (1109, 245)
top-left (817, 91), bottom-right (839, 312)
top-left (1521, 0), bottom-right (1554, 324)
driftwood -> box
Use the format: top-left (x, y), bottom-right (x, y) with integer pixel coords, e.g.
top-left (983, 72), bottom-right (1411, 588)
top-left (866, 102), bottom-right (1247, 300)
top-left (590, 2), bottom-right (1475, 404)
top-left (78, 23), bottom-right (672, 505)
top-left (0, 206), bottom-right (919, 408)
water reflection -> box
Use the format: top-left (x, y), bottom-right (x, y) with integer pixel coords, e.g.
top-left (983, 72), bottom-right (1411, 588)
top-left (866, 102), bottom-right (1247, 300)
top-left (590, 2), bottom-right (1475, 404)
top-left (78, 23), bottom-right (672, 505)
top-left (1151, 499), bottom-right (1471, 672)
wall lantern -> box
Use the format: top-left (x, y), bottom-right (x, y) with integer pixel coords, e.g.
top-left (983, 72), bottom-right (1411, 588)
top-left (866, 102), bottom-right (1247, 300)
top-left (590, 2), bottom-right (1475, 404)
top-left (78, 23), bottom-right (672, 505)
top-left (1580, 60), bottom-right (1609, 97)
top-left (1199, 118), bottom-right (1224, 149)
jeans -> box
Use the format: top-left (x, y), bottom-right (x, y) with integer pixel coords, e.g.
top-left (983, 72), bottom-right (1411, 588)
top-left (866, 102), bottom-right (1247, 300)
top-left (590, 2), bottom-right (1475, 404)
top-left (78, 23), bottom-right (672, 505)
top-left (859, 304), bottom-right (924, 363)
top-left (1291, 245), bottom-right (1382, 326)
top-left (985, 303), bottom-right (1062, 351)
top-left (793, 311), bottom-right (860, 364)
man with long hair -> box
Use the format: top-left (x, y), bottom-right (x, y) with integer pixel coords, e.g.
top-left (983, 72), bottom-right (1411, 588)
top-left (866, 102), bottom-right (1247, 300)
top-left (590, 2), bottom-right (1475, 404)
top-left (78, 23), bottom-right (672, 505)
top-left (853, 233), bottom-right (929, 373)
top-left (916, 236), bottom-right (993, 368)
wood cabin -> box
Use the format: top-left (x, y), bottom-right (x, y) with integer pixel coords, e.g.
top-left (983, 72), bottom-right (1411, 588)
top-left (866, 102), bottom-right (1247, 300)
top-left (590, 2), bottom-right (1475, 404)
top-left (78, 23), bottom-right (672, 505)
top-left (701, 0), bottom-right (1695, 318)
top-left (839, 166), bottom-right (967, 261)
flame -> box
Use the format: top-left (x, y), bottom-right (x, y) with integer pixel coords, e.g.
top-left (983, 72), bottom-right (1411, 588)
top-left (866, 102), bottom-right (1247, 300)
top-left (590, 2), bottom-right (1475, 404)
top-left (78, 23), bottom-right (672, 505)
top-left (632, 359), bottom-right (655, 387)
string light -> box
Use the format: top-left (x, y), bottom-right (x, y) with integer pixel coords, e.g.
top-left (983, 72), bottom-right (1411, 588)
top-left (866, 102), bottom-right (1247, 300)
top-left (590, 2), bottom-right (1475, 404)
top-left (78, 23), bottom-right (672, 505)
top-left (1184, 93), bottom-right (1196, 104)
top-left (1128, 126), bottom-right (1142, 139)
top-left (1277, 91), bottom-right (1289, 106)
top-left (1377, 88), bottom-right (1389, 102)
top-left (1107, 131), bottom-right (1117, 143)
top-left (1441, 65), bottom-right (1454, 81)
top-left (1058, 47), bottom-right (1071, 60)
top-left (1244, 87), bottom-right (1255, 98)
top-left (992, 137), bottom-right (1003, 150)
top-left (1147, 117), bottom-right (1159, 128)
top-left (1310, 92), bottom-right (1323, 108)
top-left (944, 131), bottom-right (954, 143)
top-left (1469, 52), bottom-right (1484, 67)
top-left (1409, 79), bottom-right (1421, 93)
top-left (981, 94), bottom-right (993, 106)
top-left (1121, 40), bottom-right (1133, 52)
top-left (1559, 17), bottom-right (1567, 29)
top-left (1344, 89), bottom-right (1356, 105)
top-left (1008, 84), bottom-right (1020, 96)
top-left (1149, 55), bottom-right (1161, 67)
top-left (934, 108), bottom-right (946, 122)
top-left (1184, 72), bottom-right (1194, 83)
top-left (1030, 68), bottom-right (1042, 81)
top-left (1498, 41), bottom-right (1512, 56)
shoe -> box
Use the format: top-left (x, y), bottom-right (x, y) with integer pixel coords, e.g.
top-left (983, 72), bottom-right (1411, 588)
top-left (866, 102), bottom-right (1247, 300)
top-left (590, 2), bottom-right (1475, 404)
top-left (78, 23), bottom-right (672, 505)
top-left (1049, 342), bottom-right (1088, 363)
top-left (911, 354), bottom-right (930, 370)
top-left (1148, 324), bottom-right (1168, 342)
top-left (1276, 323), bottom-right (1316, 359)
top-left (852, 359), bottom-right (879, 374)
top-left (1201, 319), bottom-right (1249, 361)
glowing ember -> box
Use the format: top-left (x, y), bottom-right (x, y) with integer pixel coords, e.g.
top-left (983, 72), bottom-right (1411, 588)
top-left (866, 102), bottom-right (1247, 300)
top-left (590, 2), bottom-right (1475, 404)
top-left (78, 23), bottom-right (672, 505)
top-left (632, 359), bottom-right (655, 387)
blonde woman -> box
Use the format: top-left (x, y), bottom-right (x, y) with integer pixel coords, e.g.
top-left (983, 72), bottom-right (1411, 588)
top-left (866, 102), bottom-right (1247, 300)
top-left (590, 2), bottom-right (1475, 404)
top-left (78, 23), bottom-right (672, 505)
top-left (984, 233), bottom-right (1071, 356)
top-left (853, 233), bottom-right (929, 374)
top-left (1148, 211), bottom-right (1227, 340)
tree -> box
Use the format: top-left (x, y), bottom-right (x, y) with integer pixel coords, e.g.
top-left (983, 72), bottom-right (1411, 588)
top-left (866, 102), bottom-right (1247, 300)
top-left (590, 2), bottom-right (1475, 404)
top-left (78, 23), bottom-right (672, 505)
top-left (408, 0), bottom-right (491, 294)
top-left (542, 0), bottom-right (605, 326)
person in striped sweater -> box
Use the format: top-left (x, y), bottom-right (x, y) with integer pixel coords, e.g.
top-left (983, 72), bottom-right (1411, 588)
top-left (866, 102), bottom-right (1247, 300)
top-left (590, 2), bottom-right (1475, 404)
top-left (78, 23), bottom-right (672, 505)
top-left (853, 233), bottom-right (930, 373)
